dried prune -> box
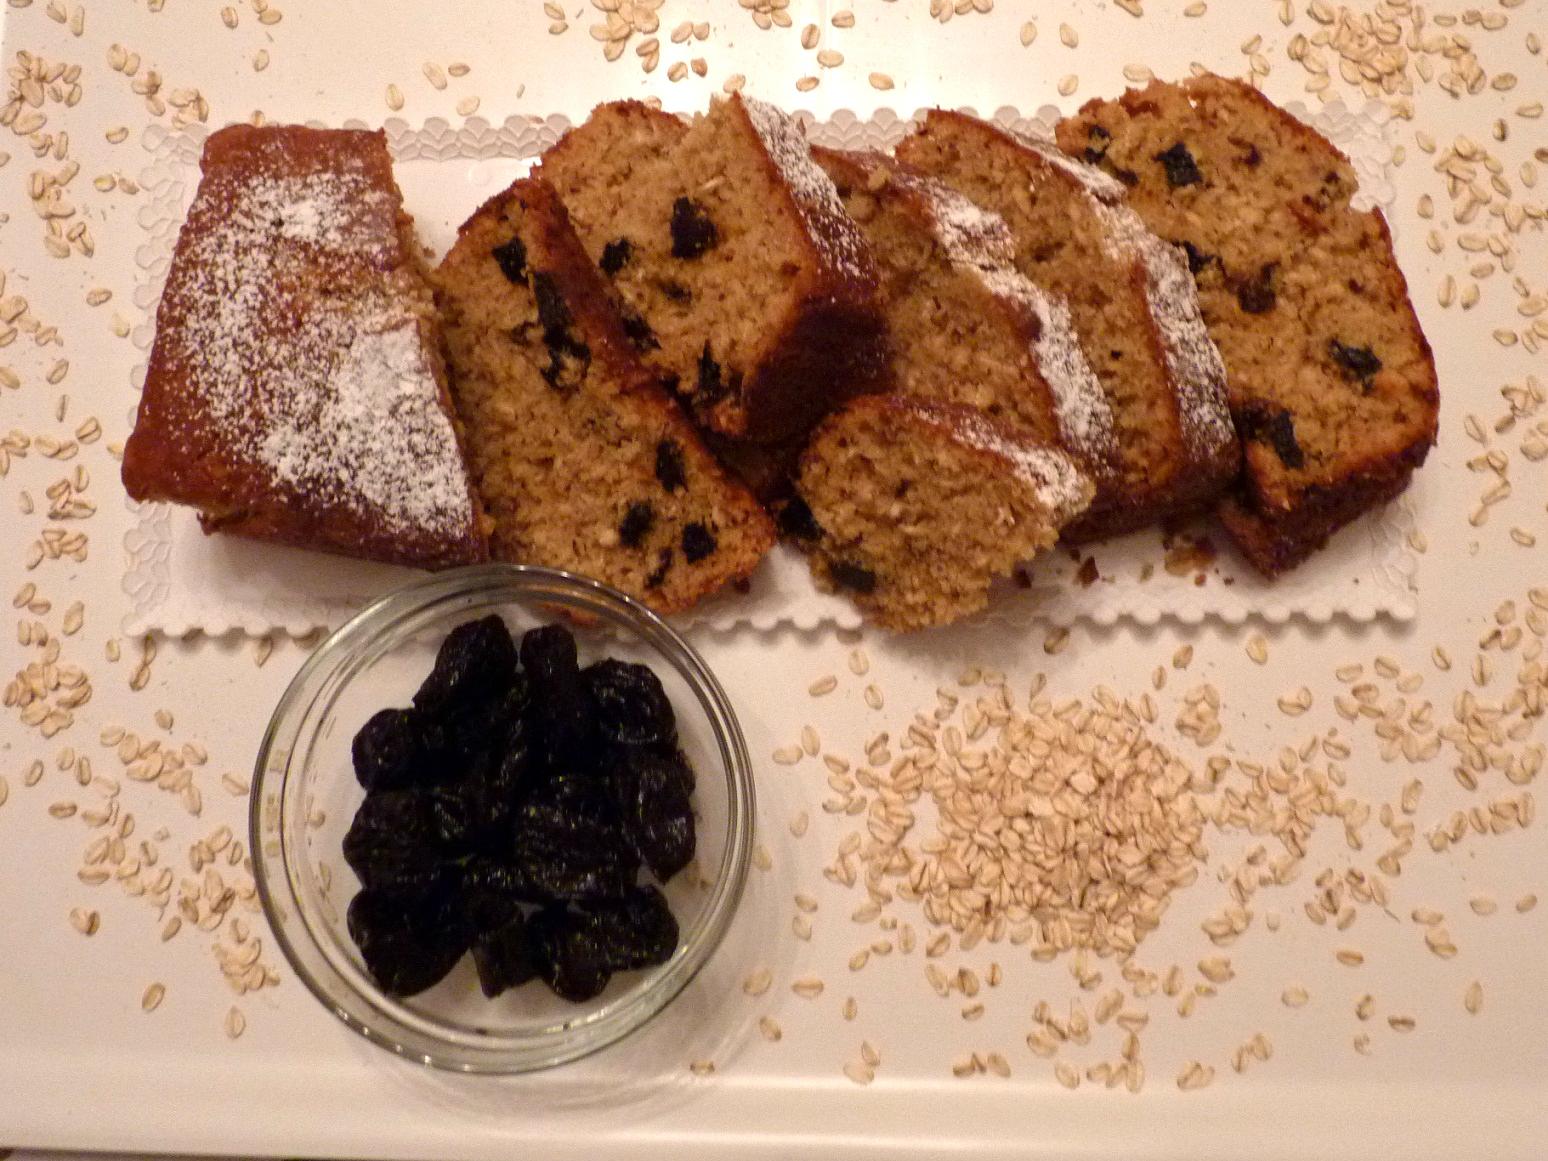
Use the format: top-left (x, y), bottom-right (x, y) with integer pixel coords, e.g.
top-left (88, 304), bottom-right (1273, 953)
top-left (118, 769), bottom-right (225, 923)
top-left (413, 614), bottom-right (518, 715)
top-left (520, 625), bottom-right (590, 761)
top-left (660, 280), bottom-right (691, 303)
top-left (1179, 240), bottom-right (1217, 276)
top-left (532, 272), bottom-right (573, 335)
top-left (619, 306), bottom-right (659, 351)
top-left (491, 237), bottom-right (528, 284)
top-left (655, 439), bottom-right (687, 493)
top-left (619, 501), bottom-right (655, 549)
top-left (1234, 264), bottom-right (1277, 314)
top-left (599, 238), bottom-right (633, 276)
top-left (1155, 142), bottom-right (1202, 188)
top-left (645, 547), bottom-right (674, 590)
top-left (586, 659), bottom-right (677, 747)
top-left (670, 197), bottom-right (719, 259)
top-left (612, 743), bottom-right (695, 882)
top-left (539, 333), bottom-right (591, 395)
top-left (1329, 339), bottom-right (1382, 387)
top-left (829, 560), bottom-right (878, 594)
top-left (682, 522), bottom-right (717, 563)
top-left (342, 791), bottom-right (448, 893)
top-left (348, 885), bottom-right (471, 998)
top-left (510, 774), bottom-right (638, 901)
top-left (582, 885), bottom-right (679, 970)
top-left (459, 856), bottom-right (532, 932)
top-left (776, 495), bottom-right (824, 542)
top-left (351, 707), bottom-right (422, 793)
top-left (1238, 403), bottom-right (1305, 470)
top-left (527, 905), bottom-right (613, 1002)
top-left (695, 343), bottom-right (725, 404)
top-left (472, 912), bottom-right (535, 998)
top-left (1082, 124), bottom-right (1111, 163)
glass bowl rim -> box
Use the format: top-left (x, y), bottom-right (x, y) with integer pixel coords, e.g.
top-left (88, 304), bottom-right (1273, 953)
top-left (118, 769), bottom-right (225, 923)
top-left (250, 562), bottom-right (755, 1074)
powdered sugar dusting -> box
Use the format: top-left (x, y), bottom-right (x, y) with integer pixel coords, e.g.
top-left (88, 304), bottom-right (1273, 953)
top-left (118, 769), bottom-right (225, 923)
top-left (908, 171), bottom-right (1118, 471)
top-left (154, 138), bottom-right (476, 550)
top-left (1094, 201), bottom-right (1234, 459)
top-left (934, 404), bottom-right (1095, 522)
top-left (738, 95), bottom-right (871, 280)
top-left (1004, 123), bottom-right (1129, 203)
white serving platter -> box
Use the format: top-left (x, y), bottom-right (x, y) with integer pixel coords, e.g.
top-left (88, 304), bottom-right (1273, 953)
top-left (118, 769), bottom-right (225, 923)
top-left (1, 1), bottom-right (1545, 1158)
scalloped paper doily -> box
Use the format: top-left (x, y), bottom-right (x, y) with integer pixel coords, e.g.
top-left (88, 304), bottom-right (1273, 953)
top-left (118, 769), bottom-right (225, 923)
top-left (122, 100), bottom-right (1416, 639)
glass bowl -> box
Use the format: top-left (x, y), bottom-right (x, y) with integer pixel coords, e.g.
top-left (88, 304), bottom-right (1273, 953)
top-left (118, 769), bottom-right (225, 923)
top-left (251, 564), bottom-right (754, 1074)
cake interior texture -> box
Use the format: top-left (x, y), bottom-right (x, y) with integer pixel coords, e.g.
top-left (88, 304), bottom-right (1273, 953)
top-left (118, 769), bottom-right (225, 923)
top-left (793, 396), bottom-right (1094, 631)
top-left (1057, 76), bottom-right (1438, 572)
top-left (433, 175), bottom-right (774, 614)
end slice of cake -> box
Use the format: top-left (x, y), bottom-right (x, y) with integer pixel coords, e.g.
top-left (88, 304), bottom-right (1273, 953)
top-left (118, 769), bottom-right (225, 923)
top-left (812, 146), bottom-right (1121, 521)
top-left (122, 124), bottom-right (488, 569)
top-left (789, 395), bottom-right (1094, 631)
top-left (1055, 75), bottom-right (1439, 574)
top-left (433, 175), bottom-right (776, 614)
top-left (896, 111), bottom-right (1238, 539)
top-left (537, 95), bottom-right (889, 445)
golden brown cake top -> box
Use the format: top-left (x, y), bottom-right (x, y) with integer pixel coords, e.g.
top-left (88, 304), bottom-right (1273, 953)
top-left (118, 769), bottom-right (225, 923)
top-left (122, 124), bottom-right (486, 569)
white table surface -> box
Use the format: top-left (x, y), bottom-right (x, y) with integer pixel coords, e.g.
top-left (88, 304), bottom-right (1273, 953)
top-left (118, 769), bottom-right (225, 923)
top-left (2, 0), bottom-right (1546, 1157)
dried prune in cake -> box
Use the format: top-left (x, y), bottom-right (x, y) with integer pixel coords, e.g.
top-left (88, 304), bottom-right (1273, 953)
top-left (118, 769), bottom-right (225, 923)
top-left (1154, 142), bottom-right (1202, 187)
top-left (471, 911), bottom-right (536, 998)
top-left (654, 439), bottom-right (687, 493)
top-left (669, 197), bottom-right (718, 259)
top-left (585, 658), bottom-right (677, 747)
top-left (1234, 263), bottom-right (1278, 315)
top-left (342, 791), bottom-right (450, 893)
top-left (611, 743), bottom-right (695, 882)
top-left (351, 707), bottom-right (423, 793)
top-left (599, 237), bottom-right (633, 275)
top-left (413, 614), bottom-right (518, 715)
top-left (681, 522), bottom-right (716, 563)
top-left (1329, 339), bottom-right (1382, 386)
top-left (1179, 240), bottom-right (1217, 275)
top-left (590, 885), bottom-right (679, 969)
top-left (492, 237), bottom-right (528, 284)
top-left (509, 773), bottom-right (638, 901)
top-left (776, 495), bottom-right (824, 542)
top-left (527, 905), bottom-right (614, 1001)
top-left (645, 547), bottom-right (674, 590)
top-left (828, 560), bottom-right (878, 595)
top-left (618, 305), bottom-right (659, 351)
top-left (1238, 403), bottom-right (1305, 470)
top-left (618, 501), bottom-right (655, 548)
top-left (347, 885), bottom-right (471, 998)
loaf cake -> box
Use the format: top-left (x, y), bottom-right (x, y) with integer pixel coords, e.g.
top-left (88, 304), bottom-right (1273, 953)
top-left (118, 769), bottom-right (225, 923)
top-left (433, 175), bottom-right (775, 614)
top-left (122, 124), bottom-right (488, 569)
top-left (537, 96), bottom-right (888, 445)
top-left (896, 111), bottom-right (1237, 539)
top-left (1055, 76), bottom-right (1439, 573)
top-left (789, 395), bottom-right (1094, 631)
top-left (811, 147), bottom-right (1121, 515)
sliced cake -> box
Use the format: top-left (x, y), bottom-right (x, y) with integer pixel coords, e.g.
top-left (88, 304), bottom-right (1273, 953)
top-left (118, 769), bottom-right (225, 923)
top-left (788, 395), bottom-right (1094, 631)
top-left (538, 95), bottom-right (888, 445)
top-left (122, 124), bottom-right (488, 569)
top-left (433, 176), bottom-right (775, 614)
top-left (896, 111), bottom-right (1237, 539)
top-left (1055, 75), bottom-right (1439, 573)
top-left (811, 146), bottom-right (1121, 521)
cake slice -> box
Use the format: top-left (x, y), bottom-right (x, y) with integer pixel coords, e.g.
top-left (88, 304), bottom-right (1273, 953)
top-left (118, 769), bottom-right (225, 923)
top-left (812, 146), bottom-right (1120, 525)
top-left (896, 111), bottom-right (1237, 538)
top-left (122, 124), bottom-right (488, 569)
top-left (1055, 76), bottom-right (1439, 573)
top-left (788, 395), bottom-right (1094, 631)
top-left (433, 175), bottom-right (775, 614)
top-left (537, 95), bottom-right (888, 445)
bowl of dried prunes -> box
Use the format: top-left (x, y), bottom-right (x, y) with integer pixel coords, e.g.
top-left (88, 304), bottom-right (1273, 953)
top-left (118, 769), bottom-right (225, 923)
top-left (251, 564), bottom-right (754, 1072)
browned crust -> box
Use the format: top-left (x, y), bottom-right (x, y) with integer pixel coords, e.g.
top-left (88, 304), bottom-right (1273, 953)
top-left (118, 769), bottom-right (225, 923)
top-left (1063, 77), bottom-right (1439, 572)
top-left (439, 176), bottom-right (776, 613)
top-left (897, 110), bottom-right (1237, 535)
top-left (122, 123), bottom-right (488, 570)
